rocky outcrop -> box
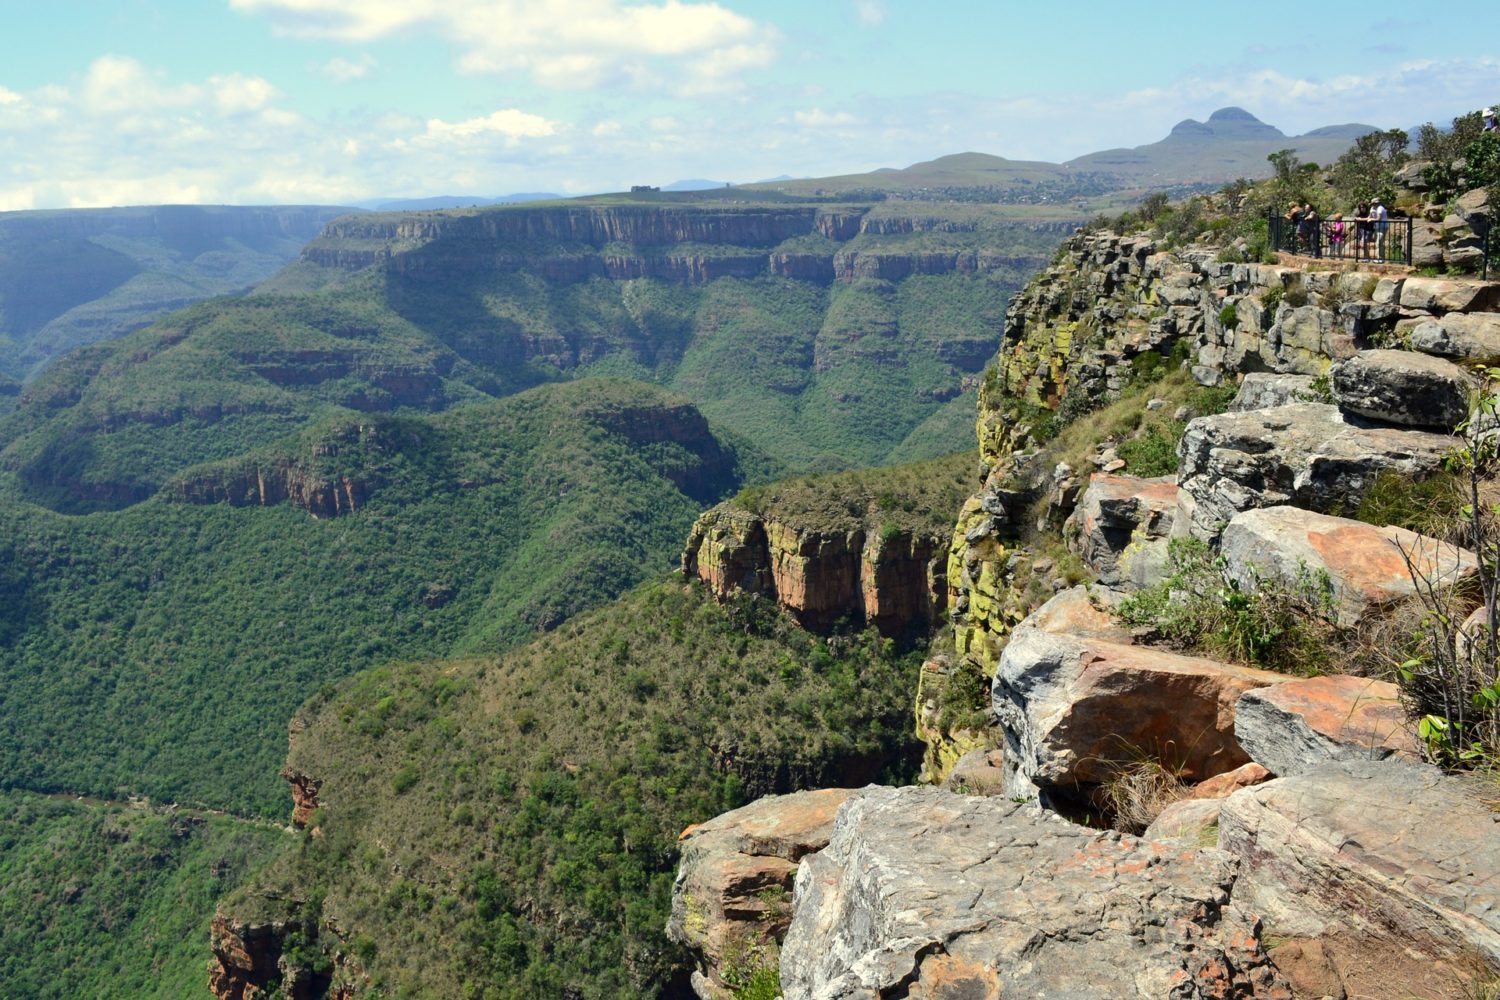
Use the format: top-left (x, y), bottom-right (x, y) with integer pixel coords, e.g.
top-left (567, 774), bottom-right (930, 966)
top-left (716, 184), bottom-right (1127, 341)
top-left (171, 458), bottom-right (372, 518)
top-left (1229, 372), bottom-right (1316, 411)
top-left (208, 914), bottom-right (331, 1000)
top-left (669, 788), bottom-right (855, 999)
top-left (1175, 403), bottom-right (1454, 540)
top-left (1409, 311), bottom-right (1500, 360)
top-left (1218, 759), bottom-right (1500, 997)
top-left (779, 785), bottom-right (1291, 999)
top-left (281, 767), bottom-right (322, 830)
top-left (1329, 348), bottom-right (1473, 429)
top-left (1065, 473), bottom-right (1177, 586)
top-left (1232, 675), bottom-right (1417, 776)
top-left (682, 506), bottom-right (947, 636)
top-left (994, 587), bottom-right (1287, 808)
top-left (1220, 506), bottom-right (1477, 627)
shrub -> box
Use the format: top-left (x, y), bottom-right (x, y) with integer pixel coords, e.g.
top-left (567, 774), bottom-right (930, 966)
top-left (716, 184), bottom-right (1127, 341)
top-left (1282, 278), bottom-right (1309, 308)
top-left (1218, 303), bottom-right (1239, 330)
top-left (1115, 537), bottom-right (1339, 674)
top-left (1116, 424), bottom-right (1181, 477)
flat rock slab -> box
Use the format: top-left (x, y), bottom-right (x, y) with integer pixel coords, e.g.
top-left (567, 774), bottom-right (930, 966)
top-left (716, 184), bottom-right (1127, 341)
top-left (780, 785), bottom-right (1291, 1000)
top-left (1144, 796), bottom-right (1224, 845)
top-left (670, 788), bottom-right (856, 996)
top-left (1233, 674), bottom-right (1418, 777)
top-left (1067, 474), bottom-right (1178, 586)
top-left (1176, 403), bottom-right (1455, 540)
top-left (1229, 373), bottom-right (1316, 411)
top-left (1220, 505), bottom-right (1477, 627)
top-left (1219, 760), bottom-right (1500, 983)
top-left (995, 590), bottom-right (1287, 801)
top-left (1398, 276), bottom-right (1500, 313)
top-left (1409, 313), bottom-right (1500, 361)
top-left (1329, 349), bottom-right (1472, 429)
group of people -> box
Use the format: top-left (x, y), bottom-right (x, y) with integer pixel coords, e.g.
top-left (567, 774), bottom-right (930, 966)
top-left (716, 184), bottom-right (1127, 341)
top-left (1284, 198), bottom-right (1389, 260)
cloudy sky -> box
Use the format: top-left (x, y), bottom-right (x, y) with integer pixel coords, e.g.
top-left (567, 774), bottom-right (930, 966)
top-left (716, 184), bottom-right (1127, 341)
top-left (3, 0), bottom-right (1497, 209)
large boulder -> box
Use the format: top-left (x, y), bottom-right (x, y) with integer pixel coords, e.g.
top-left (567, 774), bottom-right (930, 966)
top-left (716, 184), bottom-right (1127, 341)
top-left (1398, 276), bottom-right (1500, 313)
top-left (1233, 675), bottom-right (1418, 776)
top-left (994, 590), bottom-right (1287, 803)
top-left (1329, 349), bottom-right (1473, 429)
top-left (1409, 312), bottom-right (1500, 361)
top-left (780, 785), bottom-right (1292, 1000)
top-left (1229, 372), bottom-right (1316, 411)
top-left (669, 788), bottom-right (856, 999)
top-left (1065, 473), bottom-right (1177, 586)
top-left (1219, 759), bottom-right (1500, 996)
top-left (1220, 506), bottom-right (1478, 627)
top-left (1176, 404), bottom-right (1455, 540)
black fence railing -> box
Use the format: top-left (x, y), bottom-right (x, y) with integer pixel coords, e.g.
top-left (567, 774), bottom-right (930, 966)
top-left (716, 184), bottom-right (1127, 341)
top-left (1269, 212), bottom-right (1414, 265)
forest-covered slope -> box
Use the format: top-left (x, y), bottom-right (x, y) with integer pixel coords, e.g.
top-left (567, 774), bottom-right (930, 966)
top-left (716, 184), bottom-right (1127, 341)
top-left (0, 379), bottom-right (769, 815)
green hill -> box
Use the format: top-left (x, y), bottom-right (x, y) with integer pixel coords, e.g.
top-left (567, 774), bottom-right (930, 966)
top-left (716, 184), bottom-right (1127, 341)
top-left (0, 205), bottom-right (352, 381)
top-left (0, 790), bottom-right (288, 1000)
top-left (218, 578), bottom-right (925, 999)
top-left (0, 379), bottom-right (769, 815)
top-left (1, 201), bottom-right (1048, 514)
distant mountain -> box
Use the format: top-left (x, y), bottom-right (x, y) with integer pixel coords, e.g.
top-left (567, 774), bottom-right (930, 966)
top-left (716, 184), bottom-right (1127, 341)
top-left (662, 179), bottom-right (732, 191)
top-left (0, 204), bottom-right (353, 381)
top-left (1066, 106), bottom-right (1377, 181)
top-left (749, 107), bottom-right (1378, 208)
top-left (359, 193), bottom-right (563, 211)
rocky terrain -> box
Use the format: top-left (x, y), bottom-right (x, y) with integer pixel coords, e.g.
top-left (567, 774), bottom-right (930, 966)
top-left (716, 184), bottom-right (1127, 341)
top-left (671, 174), bottom-right (1500, 997)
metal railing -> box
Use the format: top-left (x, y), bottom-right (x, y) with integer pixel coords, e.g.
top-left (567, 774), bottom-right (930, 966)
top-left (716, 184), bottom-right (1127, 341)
top-left (1269, 212), bottom-right (1414, 265)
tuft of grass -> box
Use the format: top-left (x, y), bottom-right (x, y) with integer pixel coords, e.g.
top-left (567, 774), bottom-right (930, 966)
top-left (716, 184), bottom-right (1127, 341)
top-left (1096, 758), bottom-right (1186, 834)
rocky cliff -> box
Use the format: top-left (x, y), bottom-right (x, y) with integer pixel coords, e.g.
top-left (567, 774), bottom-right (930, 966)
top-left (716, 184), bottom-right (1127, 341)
top-left (299, 202), bottom-right (1048, 286)
top-left (672, 188), bottom-right (1500, 997)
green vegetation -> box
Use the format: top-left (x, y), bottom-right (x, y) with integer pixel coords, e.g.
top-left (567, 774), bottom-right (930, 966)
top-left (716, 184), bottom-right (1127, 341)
top-left (730, 448), bottom-right (975, 539)
top-left (1114, 537), bottom-right (1339, 674)
top-left (0, 205), bottom-right (349, 381)
top-left (0, 379), bottom-right (767, 815)
top-left (0, 790), bottom-right (288, 999)
top-left (227, 580), bottom-right (923, 998)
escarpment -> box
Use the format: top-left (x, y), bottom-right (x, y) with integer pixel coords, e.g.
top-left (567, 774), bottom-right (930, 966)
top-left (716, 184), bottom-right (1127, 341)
top-left (672, 199), bottom-right (1500, 997)
top-left (299, 202), bottom-right (1050, 286)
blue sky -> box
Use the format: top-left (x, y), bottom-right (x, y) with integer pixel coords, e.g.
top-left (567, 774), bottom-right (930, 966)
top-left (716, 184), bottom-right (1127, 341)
top-left (2, 0), bottom-right (1497, 209)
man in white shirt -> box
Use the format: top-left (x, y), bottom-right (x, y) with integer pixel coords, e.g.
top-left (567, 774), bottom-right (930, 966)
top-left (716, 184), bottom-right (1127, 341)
top-left (1371, 197), bottom-right (1389, 261)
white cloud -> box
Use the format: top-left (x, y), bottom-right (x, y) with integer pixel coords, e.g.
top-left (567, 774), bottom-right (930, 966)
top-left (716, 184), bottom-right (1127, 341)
top-left (0, 86), bottom-right (21, 106)
top-left (592, 120), bottom-right (623, 136)
top-left (794, 108), bottom-right (857, 127)
top-left (232, 0), bottom-right (778, 91)
top-left (319, 54), bottom-right (377, 82)
top-left (853, 0), bottom-right (884, 26)
top-left (421, 108), bottom-right (560, 142)
top-left (211, 73), bottom-right (280, 113)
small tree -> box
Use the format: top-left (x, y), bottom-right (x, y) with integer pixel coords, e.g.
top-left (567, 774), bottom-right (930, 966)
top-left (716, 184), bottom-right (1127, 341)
top-left (1396, 383), bottom-right (1500, 767)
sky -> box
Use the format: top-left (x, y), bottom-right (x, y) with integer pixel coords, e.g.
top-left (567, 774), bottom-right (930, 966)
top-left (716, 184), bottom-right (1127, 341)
top-left (2, 0), bottom-right (1498, 210)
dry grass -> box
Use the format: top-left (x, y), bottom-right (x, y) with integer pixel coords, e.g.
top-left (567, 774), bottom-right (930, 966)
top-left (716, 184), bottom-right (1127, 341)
top-left (1096, 757), bottom-right (1188, 834)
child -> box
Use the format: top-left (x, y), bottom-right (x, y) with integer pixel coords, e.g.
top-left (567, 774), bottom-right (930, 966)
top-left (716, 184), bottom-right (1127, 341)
top-left (1329, 213), bottom-right (1346, 258)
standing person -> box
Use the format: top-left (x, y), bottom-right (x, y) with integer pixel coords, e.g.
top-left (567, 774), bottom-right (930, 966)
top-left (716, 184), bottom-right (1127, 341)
top-left (1485, 107), bottom-right (1498, 132)
top-left (1354, 201), bottom-right (1373, 261)
top-left (1298, 202), bottom-right (1321, 258)
top-left (1371, 196), bottom-right (1389, 261)
top-left (1284, 201), bottom-right (1304, 253)
top-left (1329, 213), bottom-right (1347, 258)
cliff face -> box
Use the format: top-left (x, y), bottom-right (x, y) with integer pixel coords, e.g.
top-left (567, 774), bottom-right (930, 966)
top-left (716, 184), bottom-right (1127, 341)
top-left (682, 504), bottom-right (946, 636)
top-left (300, 203), bottom-right (1044, 287)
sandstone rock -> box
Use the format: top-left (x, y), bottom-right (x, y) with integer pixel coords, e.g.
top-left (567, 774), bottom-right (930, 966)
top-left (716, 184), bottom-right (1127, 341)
top-left (1233, 675), bottom-right (1418, 777)
top-left (1330, 349), bottom-right (1472, 428)
top-left (1220, 506), bottom-right (1478, 627)
top-left (1399, 276), bottom-right (1500, 313)
top-left (1229, 373), bottom-right (1317, 411)
top-left (682, 504), bottom-right (946, 636)
top-left (1409, 312), bottom-right (1500, 361)
top-left (669, 788), bottom-right (856, 998)
top-left (942, 747), bottom-right (1005, 796)
top-left (1372, 275), bottom-right (1405, 305)
top-left (1176, 404), bottom-right (1455, 540)
top-left (780, 785), bottom-right (1292, 1000)
top-left (1143, 796), bottom-right (1223, 845)
top-left (1065, 473), bottom-right (1177, 586)
top-left (1219, 759), bottom-right (1500, 993)
top-left (994, 592), bottom-right (1286, 803)
top-left (1182, 761), bottom-right (1273, 801)
top-left (1409, 222), bottom-right (1445, 269)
